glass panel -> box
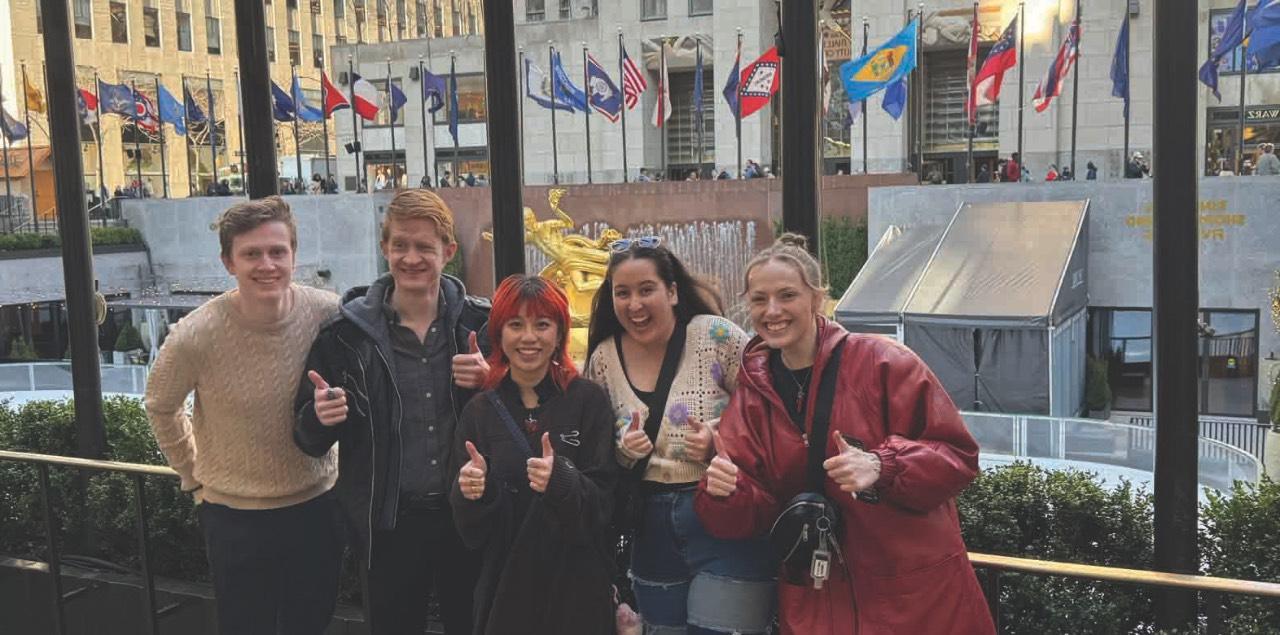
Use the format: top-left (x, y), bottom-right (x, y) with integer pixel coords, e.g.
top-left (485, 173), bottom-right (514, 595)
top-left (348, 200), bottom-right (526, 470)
top-left (666, 70), bottom-right (715, 172)
top-left (74, 0), bottom-right (93, 38)
top-left (1200, 311), bottom-right (1258, 417)
top-left (417, 1), bottom-right (428, 35)
top-left (207, 18), bottom-right (222, 54)
top-left (526, 0), bottom-right (544, 21)
top-left (110, 1), bottom-right (128, 43)
top-left (266, 27), bottom-right (276, 62)
top-left (289, 30), bottom-right (302, 66)
top-left (441, 74), bottom-right (487, 123)
top-left (143, 6), bottom-right (161, 46)
top-left (313, 35), bottom-right (325, 68)
top-left (923, 49), bottom-right (998, 154)
top-left (641, 0), bottom-right (666, 20)
top-left (689, 0), bottom-right (712, 16)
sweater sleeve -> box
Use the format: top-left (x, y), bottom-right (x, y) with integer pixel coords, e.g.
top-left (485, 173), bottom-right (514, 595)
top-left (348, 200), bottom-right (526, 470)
top-left (869, 342), bottom-right (980, 513)
top-left (542, 382), bottom-right (620, 543)
top-left (449, 399), bottom-right (508, 550)
top-left (713, 318), bottom-right (749, 401)
top-left (694, 388), bottom-right (781, 540)
top-left (143, 320), bottom-right (201, 492)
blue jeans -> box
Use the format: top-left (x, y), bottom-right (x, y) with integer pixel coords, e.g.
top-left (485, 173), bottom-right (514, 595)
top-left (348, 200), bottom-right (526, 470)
top-left (630, 489), bottom-right (777, 635)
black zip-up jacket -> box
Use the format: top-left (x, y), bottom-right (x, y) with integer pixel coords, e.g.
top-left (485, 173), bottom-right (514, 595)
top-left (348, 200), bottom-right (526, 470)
top-left (293, 273), bottom-right (489, 562)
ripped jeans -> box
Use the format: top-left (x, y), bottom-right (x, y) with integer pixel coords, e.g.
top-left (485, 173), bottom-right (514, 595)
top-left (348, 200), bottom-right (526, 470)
top-left (630, 488), bottom-right (777, 635)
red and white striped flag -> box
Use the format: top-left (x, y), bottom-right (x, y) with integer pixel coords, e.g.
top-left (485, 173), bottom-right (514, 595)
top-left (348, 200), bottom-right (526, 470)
top-left (621, 44), bottom-right (647, 110)
top-left (652, 42), bottom-right (670, 128)
top-left (965, 7), bottom-right (980, 125)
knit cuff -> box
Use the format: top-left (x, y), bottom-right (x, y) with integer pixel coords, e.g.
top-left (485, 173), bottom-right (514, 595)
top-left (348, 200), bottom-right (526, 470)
top-left (544, 455), bottom-right (580, 506)
top-left (872, 445), bottom-right (903, 491)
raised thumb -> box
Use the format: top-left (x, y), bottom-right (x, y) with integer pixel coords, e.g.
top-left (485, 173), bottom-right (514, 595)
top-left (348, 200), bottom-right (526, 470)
top-left (308, 370), bottom-right (329, 391)
top-left (468, 331), bottom-right (480, 354)
top-left (541, 432), bottom-right (554, 458)
top-left (832, 430), bottom-right (852, 454)
top-left (465, 440), bottom-right (485, 467)
top-left (711, 428), bottom-right (729, 459)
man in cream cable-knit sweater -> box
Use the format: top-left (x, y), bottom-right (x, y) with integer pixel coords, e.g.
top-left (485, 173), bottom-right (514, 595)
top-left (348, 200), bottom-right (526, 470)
top-left (145, 197), bottom-right (342, 634)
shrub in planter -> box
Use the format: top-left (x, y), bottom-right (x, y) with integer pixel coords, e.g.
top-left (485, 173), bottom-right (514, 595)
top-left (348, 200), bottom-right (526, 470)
top-left (7, 336), bottom-right (37, 360)
top-left (1086, 355), bottom-right (1113, 416)
top-left (957, 462), bottom-right (1155, 633)
top-left (1201, 478), bottom-right (1280, 633)
top-left (114, 323), bottom-right (144, 354)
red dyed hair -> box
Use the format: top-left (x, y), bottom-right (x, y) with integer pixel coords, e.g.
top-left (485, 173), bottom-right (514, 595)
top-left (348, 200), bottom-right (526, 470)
top-left (483, 275), bottom-right (579, 391)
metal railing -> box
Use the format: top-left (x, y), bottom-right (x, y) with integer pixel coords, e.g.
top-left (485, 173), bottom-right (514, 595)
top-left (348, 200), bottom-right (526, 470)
top-left (0, 362), bottom-right (150, 396)
top-left (3, 448), bottom-right (1280, 633)
top-left (1124, 412), bottom-right (1271, 462)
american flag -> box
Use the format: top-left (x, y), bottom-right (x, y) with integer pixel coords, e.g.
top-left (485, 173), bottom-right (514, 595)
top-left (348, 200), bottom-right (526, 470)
top-left (1032, 18), bottom-right (1080, 113)
top-left (621, 44), bottom-right (647, 110)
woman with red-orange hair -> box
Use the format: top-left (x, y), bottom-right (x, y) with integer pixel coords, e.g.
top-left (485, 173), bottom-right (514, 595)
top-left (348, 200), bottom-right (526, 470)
top-left (449, 275), bottom-right (620, 635)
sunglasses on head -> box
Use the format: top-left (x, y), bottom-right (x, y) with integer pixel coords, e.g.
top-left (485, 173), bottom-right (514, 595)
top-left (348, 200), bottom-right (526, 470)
top-left (609, 236), bottom-right (662, 252)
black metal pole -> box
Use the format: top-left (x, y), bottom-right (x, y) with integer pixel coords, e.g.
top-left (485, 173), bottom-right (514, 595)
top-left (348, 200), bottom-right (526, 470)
top-left (320, 77), bottom-right (332, 190)
top-left (387, 60), bottom-right (398, 188)
top-left (40, 0), bottom-right (106, 458)
top-left (234, 71), bottom-right (247, 190)
top-left (419, 57), bottom-right (430, 187)
top-left (518, 48), bottom-right (526, 185)
top-left (779, 0), bottom-right (820, 249)
top-left (1237, 21), bottom-right (1249, 174)
top-left (549, 42), bottom-right (560, 185)
top-left (695, 36), bottom-right (703, 179)
top-left (93, 72), bottom-right (107, 195)
top-left (450, 52), bottom-right (459, 186)
top-left (482, 0), bottom-right (525, 280)
top-left (184, 76), bottom-right (195, 195)
top-left (0, 77), bottom-right (12, 220)
top-left (1151, 0), bottom-right (1200, 629)
top-left (619, 32), bottom-right (629, 182)
top-left (234, 0), bottom-right (277, 198)
top-left (583, 44), bottom-right (593, 184)
top-left (132, 474), bottom-right (158, 635)
top-left (348, 55), bottom-right (363, 191)
top-left (206, 71), bottom-right (218, 189)
top-left (154, 77), bottom-right (169, 198)
top-left (861, 18), bottom-right (868, 174)
top-left (1017, 1), bottom-right (1025, 181)
top-left (130, 81), bottom-right (144, 196)
top-left (966, 3), bottom-right (977, 183)
top-left (736, 28), bottom-right (743, 179)
top-left (660, 39), bottom-right (668, 179)
top-left (21, 64), bottom-right (39, 223)
top-left (1069, 0), bottom-right (1081, 178)
top-left (1123, 12), bottom-right (1130, 172)
top-left (914, 4), bottom-right (924, 182)
top-left (293, 65), bottom-right (305, 189)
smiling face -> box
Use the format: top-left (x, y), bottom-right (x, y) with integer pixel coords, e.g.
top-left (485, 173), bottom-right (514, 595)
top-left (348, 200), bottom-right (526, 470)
top-left (381, 218), bottom-right (457, 294)
top-left (501, 304), bottom-right (560, 386)
top-left (746, 259), bottom-right (824, 359)
top-left (220, 221), bottom-right (296, 304)
top-left (610, 257), bottom-right (678, 348)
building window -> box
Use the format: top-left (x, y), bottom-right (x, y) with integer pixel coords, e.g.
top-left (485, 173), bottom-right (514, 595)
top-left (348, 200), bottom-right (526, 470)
top-left (36, 1), bottom-right (43, 33)
top-left (416, 1), bottom-right (428, 35)
top-left (557, 0), bottom-right (570, 19)
top-left (641, 0), bottom-right (666, 20)
top-left (526, 0), bottom-right (544, 21)
top-left (396, 0), bottom-right (406, 38)
top-left (176, 0), bottom-right (193, 51)
top-left (433, 0), bottom-right (443, 36)
top-left (665, 70), bottom-right (715, 172)
top-left (450, 0), bottom-right (461, 34)
top-left (689, 0), bottom-right (711, 16)
top-left (922, 49), bottom-right (998, 154)
top-left (206, 0), bottom-right (222, 54)
top-left (110, 1), bottom-right (128, 43)
top-left (73, 0), bottom-right (93, 39)
top-left (1205, 104), bottom-right (1280, 175)
top-left (332, 0), bottom-right (346, 41)
top-left (313, 34), bottom-right (325, 68)
top-left (143, 1), bottom-right (161, 47)
top-left (266, 26), bottom-right (277, 62)
top-left (441, 73), bottom-right (487, 123)
top-left (1208, 9), bottom-right (1280, 76)
top-left (289, 30), bottom-right (302, 66)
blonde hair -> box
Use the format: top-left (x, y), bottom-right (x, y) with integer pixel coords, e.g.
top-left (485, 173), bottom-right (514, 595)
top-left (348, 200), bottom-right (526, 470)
top-left (381, 189), bottom-right (456, 244)
top-left (215, 196), bottom-right (297, 257)
top-left (742, 233), bottom-right (828, 304)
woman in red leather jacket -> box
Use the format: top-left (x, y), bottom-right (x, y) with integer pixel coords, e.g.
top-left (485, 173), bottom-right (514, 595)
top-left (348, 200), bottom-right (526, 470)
top-left (694, 234), bottom-right (994, 635)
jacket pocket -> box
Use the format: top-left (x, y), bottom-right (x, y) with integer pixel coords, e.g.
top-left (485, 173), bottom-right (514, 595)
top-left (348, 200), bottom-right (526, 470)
top-left (855, 554), bottom-right (977, 632)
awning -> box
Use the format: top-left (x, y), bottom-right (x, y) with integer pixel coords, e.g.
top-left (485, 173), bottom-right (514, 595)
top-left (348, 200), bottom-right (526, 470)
top-left (835, 224), bottom-right (944, 326)
top-left (108, 292), bottom-right (220, 311)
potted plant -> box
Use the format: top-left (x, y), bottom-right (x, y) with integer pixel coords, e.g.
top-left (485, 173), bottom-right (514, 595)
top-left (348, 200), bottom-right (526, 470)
top-left (1086, 355), bottom-right (1113, 419)
top-left (113, 322), bottom-right (144, 365)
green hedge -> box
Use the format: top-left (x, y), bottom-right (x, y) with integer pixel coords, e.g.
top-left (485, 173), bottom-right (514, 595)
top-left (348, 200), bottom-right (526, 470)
top-left (0, 227), bottom-right (144, 252)
top-left (771, 216), bottom-right (869, 299)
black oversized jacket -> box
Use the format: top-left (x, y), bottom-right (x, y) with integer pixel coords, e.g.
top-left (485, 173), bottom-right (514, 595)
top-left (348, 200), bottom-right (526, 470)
top-left (449, 376), bottom-right (619, 635)
top-left (293, 273), bottom-right (489, 561)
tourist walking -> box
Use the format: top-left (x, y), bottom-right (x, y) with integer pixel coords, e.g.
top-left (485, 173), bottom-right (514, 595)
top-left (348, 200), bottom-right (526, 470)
top-left (1255, 143), bottom-right (1280, 176)
top-left (145, 197), bottom-right (344, 635)
top-left (695, 234), bottom-right (994, 635)
top-left (452, 275), bottom-right (619, 634)
top-left (585, 240), bottom-right (777, 634)
top-left (294, 190), bottom-right (490, 634)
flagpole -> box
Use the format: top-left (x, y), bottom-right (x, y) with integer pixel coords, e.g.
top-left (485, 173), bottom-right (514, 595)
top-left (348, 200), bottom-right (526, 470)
top-left (419, 55), bottom-right (430, 187)
top-left (1123, 11), bottom-right (1130, 169)
top-left (518, 47), bottom-right (526, 185)
top-left (319, 76), bottom-right (332, 190)
top-left (618, 29), bottom-right (629, 183)
top-left (21, 63), bottom-right (38, 224)
top-left (183, 76), bottom-right (195, 195)
top-left (1017, 1), bottom-right (1025, 181)
top-left (348, 54), bottom-right (364, 191)
top-left (861, 18), bottom-right (868, 174)
top-left (385, 59), bottom-right (398, 188)
top-left (1, 92), bottom-right (11, 219)
top-left (582, 43), bottom-right (593, 184)
top-left (427, 37), bottom-right (439, 186)
top-left (234, 70), bottom-right (246, 190)
top-left (205, 70), bottom-right (218, 190)
top-left (967, 4), bottom-right (977, 183)
top-left (1238, 12), bottom-right (1249, 174)
top-left (154, 77), bottom-right (169, 198)
top-left (449, 51), bottom-right (459, 187)
top-left (915, 4), bottom-right (924, 182)
top-left (93, 72), bottom-right (107, 196)
top-left (1069, 0), bottom-right (1081, 178)
top-left (660, 38), bottom-right (668, 180)
top-left (696, 35), bottom-right (704, 179)
top-left (129, 80), bottom-right (144, 196)
top-left (293, 64), bottom-right (305, 190)
top-left (549, 42), bottom-right (560, 185)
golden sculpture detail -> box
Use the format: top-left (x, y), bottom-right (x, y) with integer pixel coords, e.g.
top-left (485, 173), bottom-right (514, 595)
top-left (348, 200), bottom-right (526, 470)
top-left (484, 189), bottom-right (622, 362)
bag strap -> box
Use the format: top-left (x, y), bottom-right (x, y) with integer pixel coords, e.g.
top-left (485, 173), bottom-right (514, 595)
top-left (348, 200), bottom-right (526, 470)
top-left (805, 336), bottom-right (847, 494)
top-left (484, 390), bottom-right (535, 460)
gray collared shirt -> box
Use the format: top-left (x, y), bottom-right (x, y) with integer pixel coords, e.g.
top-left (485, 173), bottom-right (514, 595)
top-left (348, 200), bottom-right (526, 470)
top-left (384, 287), bottom-right (452, 497)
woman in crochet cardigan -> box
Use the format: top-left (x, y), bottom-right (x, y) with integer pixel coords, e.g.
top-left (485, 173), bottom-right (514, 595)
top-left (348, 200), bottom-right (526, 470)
top-left (586, 239), bottom-right (776, 635)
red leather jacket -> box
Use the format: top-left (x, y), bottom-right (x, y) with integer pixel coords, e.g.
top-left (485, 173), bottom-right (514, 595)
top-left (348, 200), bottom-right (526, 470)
top-left (695, 318), bottom-right (994, 635)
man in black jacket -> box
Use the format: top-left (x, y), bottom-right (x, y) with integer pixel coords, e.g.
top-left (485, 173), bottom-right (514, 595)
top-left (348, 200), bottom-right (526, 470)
top-left (294, 189), bottom-right (489, 634)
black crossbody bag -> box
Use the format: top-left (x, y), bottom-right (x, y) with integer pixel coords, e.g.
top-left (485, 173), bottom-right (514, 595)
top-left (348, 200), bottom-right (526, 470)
top-left (768, 338), bottom-right (879, 589)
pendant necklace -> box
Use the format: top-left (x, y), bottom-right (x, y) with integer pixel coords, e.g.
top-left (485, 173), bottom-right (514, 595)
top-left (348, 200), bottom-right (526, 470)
top-left (786, 365), bottom-right (813, 413)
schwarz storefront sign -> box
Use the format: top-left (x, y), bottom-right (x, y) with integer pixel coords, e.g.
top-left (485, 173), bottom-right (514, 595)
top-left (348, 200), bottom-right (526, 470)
top-left (1209, 105), bottom-right (1280, 124)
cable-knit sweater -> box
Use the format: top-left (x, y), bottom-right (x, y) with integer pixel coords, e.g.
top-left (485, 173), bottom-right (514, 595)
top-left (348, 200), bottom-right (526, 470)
top-left (144, 285), bottom-right (340, 510)
top-left (585, 314), bottom-right (748, 484)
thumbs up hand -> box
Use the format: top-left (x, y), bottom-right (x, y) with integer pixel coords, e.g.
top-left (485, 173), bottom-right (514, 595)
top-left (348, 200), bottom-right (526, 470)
top-left (684, 416), bottom-right (714, 463)
top-left (459, 440), bottom-right (488, 501)
top-left (527, 432), bottom-right (555, 493)
top-left (823, 430), bottom-right (881, 494)
top-left (452, 331), bottom-right (490, 389)
top-left (309, 370), bottom-right (348, 426)
top-left (703, 429), bottom-right (739, 498)
top-left (619, 411), bottom-right (654, 459)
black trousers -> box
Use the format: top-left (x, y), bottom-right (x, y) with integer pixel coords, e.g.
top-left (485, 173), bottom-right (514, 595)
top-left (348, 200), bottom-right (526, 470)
top-left (362, 505), bottom-right (478, 635)
top-left (198, 491), bottom-right (344, 635)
